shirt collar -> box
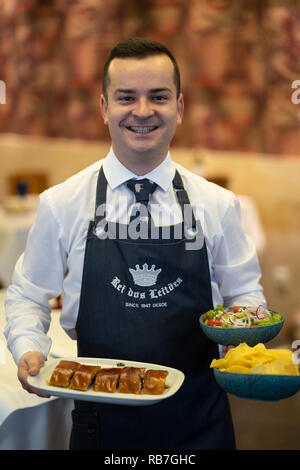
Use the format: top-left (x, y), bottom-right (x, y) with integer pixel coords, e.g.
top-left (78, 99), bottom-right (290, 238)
top-left (102, 147), bottom-right (175, 192)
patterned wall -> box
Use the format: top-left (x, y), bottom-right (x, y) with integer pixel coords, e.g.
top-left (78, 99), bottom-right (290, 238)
top-left (0, 0), bottom-right (299, 155)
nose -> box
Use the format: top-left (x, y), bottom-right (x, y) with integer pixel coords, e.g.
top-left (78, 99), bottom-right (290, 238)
top-left (132, 97), bottom-right (154, 119)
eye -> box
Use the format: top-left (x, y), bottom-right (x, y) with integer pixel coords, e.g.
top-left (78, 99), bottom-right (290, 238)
top-left (118, 96), bottom-right (134, 103)
top-left (152, 95), bottom-right (168, 102)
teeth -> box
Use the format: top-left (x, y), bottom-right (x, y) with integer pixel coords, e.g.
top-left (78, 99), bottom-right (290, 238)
top-left (128, 126), bottom-right (157, 133)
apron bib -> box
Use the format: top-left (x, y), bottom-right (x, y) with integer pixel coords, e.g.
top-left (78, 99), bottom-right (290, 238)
top-left (70, 167), bottom-right (235, 450)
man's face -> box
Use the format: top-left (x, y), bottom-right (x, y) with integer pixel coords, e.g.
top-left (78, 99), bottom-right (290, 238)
top-left (100, 55), bottom-right (184, 164)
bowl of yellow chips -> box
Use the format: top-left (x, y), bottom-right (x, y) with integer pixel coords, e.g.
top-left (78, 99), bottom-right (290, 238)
top-left (211, 343), bottom-right (300, 401)
top-left (199, 305), bottom-right (284, 346)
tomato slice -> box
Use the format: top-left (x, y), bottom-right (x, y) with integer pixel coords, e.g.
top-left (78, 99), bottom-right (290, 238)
top-left (207, 319), bottom-right (222, 326)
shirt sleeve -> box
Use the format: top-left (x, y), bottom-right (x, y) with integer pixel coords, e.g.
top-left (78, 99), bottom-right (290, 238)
top-left (4, 191), bottom-right (68, 365)
top-left (212, 193), bottom-right (266, 307)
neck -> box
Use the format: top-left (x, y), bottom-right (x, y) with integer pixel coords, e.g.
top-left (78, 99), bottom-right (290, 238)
top-left (112, 146), bottom-right (168, 176)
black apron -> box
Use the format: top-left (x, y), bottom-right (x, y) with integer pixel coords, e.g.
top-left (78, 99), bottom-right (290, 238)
top-left (69, 167), bottom-right (235, 450)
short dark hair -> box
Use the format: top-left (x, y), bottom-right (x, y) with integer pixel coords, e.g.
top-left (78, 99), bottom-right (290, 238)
top-left (102, 37), bottom-right (181, 100)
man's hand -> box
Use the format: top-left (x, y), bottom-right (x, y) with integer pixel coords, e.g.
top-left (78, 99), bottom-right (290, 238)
top-left (18, 351), bottom-right (50, 398)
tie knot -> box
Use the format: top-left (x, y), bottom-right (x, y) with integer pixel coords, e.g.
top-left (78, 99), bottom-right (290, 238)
top-left (126, 178), bottom-right (157, 205)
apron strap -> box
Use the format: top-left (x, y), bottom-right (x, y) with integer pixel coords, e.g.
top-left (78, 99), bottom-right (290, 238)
top-left (94, 166), bottom-right (107, 222)
top-left (94, 166), bottom-right (197, 231)
top-left (173, 170), bottom-right (197, 230)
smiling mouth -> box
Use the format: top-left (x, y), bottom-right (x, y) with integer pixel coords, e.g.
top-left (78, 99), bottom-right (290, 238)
top-left (126, 126), bottom-right (159, 134)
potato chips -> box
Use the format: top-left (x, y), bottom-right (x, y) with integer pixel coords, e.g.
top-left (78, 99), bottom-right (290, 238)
top-left (210, 343), bottom-right (299, 375)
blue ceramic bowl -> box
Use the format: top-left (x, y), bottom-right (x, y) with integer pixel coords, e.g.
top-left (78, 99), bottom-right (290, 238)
top-left (213, 368), bottom-right (300, 401)
top-left (199, 309), bottom-right (284, 347)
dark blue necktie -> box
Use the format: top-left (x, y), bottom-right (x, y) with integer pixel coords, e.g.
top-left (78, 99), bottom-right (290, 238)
top-left (126, 178), bottom-right (158, 223)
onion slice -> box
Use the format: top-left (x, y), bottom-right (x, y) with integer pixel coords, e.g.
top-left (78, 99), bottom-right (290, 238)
top-left (256, 305), bottom-right (270, 320)
top-left (230, 311), bottom-right (251, 327)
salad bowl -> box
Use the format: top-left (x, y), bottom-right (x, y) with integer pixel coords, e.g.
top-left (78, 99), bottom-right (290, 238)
top-left (199, 305), bottom-right (284, 347)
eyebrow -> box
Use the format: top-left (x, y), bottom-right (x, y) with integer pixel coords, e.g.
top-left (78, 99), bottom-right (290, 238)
top-left (114, 87), bottom-right (173, 95)
top-left (150, 88), bottom-right (172, 94)
top-left (114, 89), bottom-right (135, 94)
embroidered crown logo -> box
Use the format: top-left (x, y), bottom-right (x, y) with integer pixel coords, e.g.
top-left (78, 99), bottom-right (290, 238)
top-left (129, 263), bottom-right (162, 287)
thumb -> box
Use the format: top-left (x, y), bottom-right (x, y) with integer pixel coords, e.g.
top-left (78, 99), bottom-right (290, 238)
top-left (26, 354), bottom-right (44, 376)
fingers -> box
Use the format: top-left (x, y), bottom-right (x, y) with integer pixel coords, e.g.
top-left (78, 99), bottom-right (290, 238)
top-left (222, 345), bottom-right (234, 357)
top-left (18, 351), bottom-right (50, 398)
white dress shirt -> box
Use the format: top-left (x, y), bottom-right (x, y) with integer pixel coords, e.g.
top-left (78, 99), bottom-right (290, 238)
top-left (4, 148), bottom-right (266, 364)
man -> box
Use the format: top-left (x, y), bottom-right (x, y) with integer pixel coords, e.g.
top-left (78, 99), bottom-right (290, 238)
top-left (5, 38), bottom-right (265, 450)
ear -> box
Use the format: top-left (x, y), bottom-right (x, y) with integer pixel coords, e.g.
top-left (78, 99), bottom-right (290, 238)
top-left (177, 93), bottom-right (184, 125)
top-left (100, 94), bottom-right (108, 125)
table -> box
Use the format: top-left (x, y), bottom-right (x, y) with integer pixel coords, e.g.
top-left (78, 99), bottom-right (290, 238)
top-left (0, 198), bottom-right (38, 287)
top-left (0, 289), bottom-right (76, 450)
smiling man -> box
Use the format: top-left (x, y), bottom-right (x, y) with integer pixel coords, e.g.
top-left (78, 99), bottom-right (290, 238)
top-left (100, 53), bottom-right (183, 174)
top-left (5, 38), bottom-right (266, 450)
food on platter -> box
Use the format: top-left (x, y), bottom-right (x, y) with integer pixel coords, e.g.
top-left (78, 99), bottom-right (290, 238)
top-left (204, 304), bottom-right (282, 328)
top-left (47, 360), bottom-right (80, 387)
top-left (210, 343), bottom-right (299, 375)
top-left (143, 369), bottom-right (169, 395)
top-left (118, 367), bottom-right (146, 394)
top-left (47, 361), bottom-right (169, 395)
top-left (69, 364), bottom-right (101, 391)
top-left (93, 368), bottom-right (123, 393)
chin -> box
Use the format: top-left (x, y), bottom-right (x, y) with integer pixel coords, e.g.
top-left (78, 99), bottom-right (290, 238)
top-left (126, 141), bottom-right (159, 154)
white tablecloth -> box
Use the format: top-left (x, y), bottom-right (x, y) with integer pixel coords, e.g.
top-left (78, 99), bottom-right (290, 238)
top-left (0, 289), bottom-right (77, 450)
top-left (0, 202), bottom-right (37, 287)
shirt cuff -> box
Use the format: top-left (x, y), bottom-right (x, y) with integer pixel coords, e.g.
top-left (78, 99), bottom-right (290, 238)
top-left (9, 336), bottom-right (51, 366)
